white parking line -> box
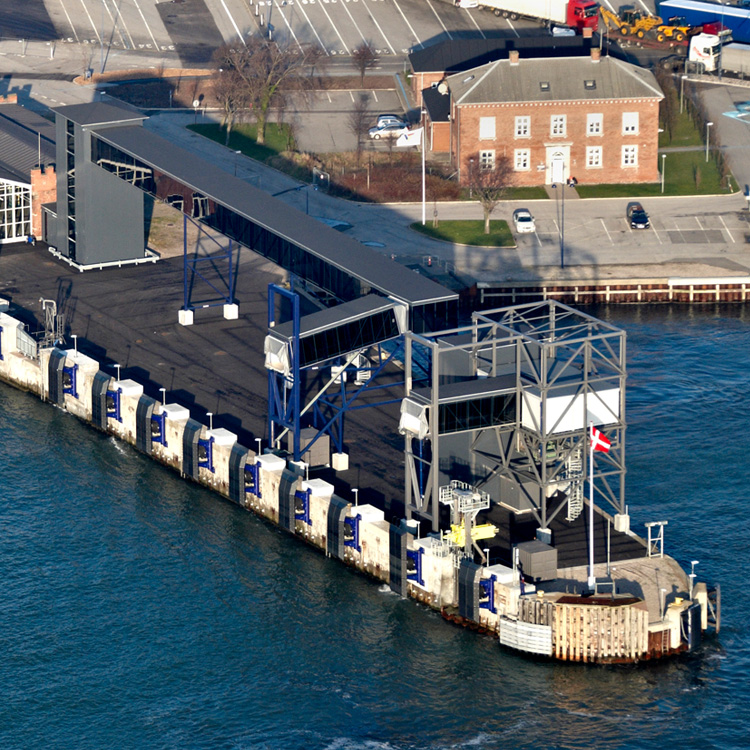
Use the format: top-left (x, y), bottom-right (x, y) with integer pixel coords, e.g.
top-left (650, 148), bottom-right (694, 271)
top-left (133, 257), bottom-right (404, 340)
top-left (337, 2), bottom-right (370, 50)
top-left (104, 0), bottom-right (134, 51)
top-left (505, 19), bottom-right (520, 38)
top-left (424, 0), bottom-right (453, 41)
top-left (316, 0), bottom-right (350, 53)
top-left (78, 0), bottom-right (101, 42)
top-left (462, 9), bottom-right (486, 39)
top-left (719, 215), bottom-right (736, 243)
top-left (390, 0), bottom-right (424, 49)
top-left (274, 5), bottom-right (304, 52)
top-left (293, 1), bottom-right (329, 54)
top-left (372, 90), bottom-right (378, 102)
top-left (131, 0), bottom-right (160, 51)
top-left (219, 0), bottom-right (247, 46)
top-left (57, 0), bottom-right (80, 42)
top-left (365, 6), bottom-right (397, 55)
top-left (695, 215), bottom-right (704, 229)
top-left (600, 218), bottom-right (613, 244)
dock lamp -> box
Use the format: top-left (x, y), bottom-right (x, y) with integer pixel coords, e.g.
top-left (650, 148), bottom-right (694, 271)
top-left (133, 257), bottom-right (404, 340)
top-left (71, 334), bottom-right (78, 354)
top-left (159, 387), bottom-right (166, 405)
top-left (114, 363), bottom-right (121, 382)
top-left (706, 122), bottom-right (713, 162)
top-left (255, 437), bottom-right (262, 456)
top-left (352, 488), bottom-right (359, 506)
top-left (207, 412), bottom-right (213, 431)
top-left (661, 154), bottom-right (666, 194)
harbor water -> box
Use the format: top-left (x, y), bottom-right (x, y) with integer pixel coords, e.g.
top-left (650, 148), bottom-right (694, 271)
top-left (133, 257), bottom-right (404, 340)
top-left (1, 304), bottom-right (748, 749)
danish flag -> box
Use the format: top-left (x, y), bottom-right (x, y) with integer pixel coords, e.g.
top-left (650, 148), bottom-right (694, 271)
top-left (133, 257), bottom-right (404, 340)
top-left (591, 426), bottom-right (611, 453)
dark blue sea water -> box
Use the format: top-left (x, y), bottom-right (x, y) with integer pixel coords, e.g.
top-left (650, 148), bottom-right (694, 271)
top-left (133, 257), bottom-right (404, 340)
top-left (1, 305), bottom-right (748, 750)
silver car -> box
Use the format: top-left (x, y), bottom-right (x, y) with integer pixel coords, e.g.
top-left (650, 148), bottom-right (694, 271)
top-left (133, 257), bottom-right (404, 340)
top-left (369, 123), bottom-right (410, 140)
top-left (512, 208), bottom-right (536, 233)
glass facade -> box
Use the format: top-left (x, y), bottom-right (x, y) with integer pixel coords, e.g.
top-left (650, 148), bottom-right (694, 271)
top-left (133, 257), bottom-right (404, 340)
top-left (438, 393), bottom-right (515, 435)
top-left (0, 181), bottom-right (31, 243)
top-left (299, 309), bottom-right (401, 368)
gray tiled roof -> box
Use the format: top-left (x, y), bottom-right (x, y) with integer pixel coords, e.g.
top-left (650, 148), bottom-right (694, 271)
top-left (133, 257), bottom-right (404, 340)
top-left (0, 104), bottom-right (56, 183)
top-left (447, 55), bottom-right (663, 105)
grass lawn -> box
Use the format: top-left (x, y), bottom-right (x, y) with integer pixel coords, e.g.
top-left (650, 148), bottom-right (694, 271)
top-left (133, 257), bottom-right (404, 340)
top-left (411, 220), bottom-right (515, 247)
top-left (659, 108), bottom-right (704, 148)
top-left (576, 151), bottom-right (730, 198)
top-left (188, 122), bottom-right (293, 162)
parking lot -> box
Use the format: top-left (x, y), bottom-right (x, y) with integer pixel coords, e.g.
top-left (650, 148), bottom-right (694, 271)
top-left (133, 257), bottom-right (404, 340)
top-left (14, 0), bottom-right (667, 63)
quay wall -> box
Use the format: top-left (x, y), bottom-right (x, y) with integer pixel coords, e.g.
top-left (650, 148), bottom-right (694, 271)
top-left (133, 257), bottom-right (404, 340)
top-left (476, 277), bottom-right (750, 308)
top-left (0, 308), bottom-right (693, 664)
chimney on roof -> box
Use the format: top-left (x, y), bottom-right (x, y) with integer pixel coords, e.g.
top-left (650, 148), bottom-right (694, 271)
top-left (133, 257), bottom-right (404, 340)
top-left (509, 50), bottom-right (520, 66)
top-left (591, 47), bottom-right (601, 63)
top-left (583, 27), bottom-right (593, 39)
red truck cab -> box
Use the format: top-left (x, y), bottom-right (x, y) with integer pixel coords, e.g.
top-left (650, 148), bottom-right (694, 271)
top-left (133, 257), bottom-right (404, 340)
top-left (568, 0), bottom-right (600, 32)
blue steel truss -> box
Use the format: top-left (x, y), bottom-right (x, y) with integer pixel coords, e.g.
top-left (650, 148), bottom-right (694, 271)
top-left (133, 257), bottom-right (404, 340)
top-left (182, 213), bottom-right (235, 313)
top-left (267, 283), bottom-right (405, 463)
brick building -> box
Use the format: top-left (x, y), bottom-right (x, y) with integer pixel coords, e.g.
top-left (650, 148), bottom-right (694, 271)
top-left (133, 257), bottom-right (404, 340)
top-left (439, 49), bottom-right (664, 186)
top-left (0, 96), bottom-right (56, 242)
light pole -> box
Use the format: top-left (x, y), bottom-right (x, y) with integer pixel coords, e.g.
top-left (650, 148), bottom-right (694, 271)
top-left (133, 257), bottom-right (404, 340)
top-left (468, 157), bottom-right (474, 198)
top-left (661, 153), bottom-right (666, 193)
top-left (234, 150), bottom-right (241, 176)
top-left (680, 74), bottom-right (687, 114)
top-left (71, 334), bottom-right (78, 354)
top-left (255, 437), bottom-right (262, 456)
top-left (706, 121), bottom-right (713, 162)
top-left (159, 387), bottom-right (166, 405)
top-left (352, 488), bottom-right (359, 506)
top-left (114, 363), bottom-right (121, 382)
top-left (551, 178), bottom-right (565, 269)
top-left (207, 412), bottom-right (213, 431)
top-left (689, 560), bottom-right (699, 598)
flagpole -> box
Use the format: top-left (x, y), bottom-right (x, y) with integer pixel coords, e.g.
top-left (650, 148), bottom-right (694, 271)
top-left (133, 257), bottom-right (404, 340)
top-left (588, 421), bottom-right (595, 590)
top-left (421, 126), bottom-right (426, 226)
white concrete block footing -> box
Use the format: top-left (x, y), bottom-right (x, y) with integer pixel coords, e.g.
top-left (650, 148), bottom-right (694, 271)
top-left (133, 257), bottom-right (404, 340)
top-left (331, 452), bottom-right (349, 471)
top-left (178, 309), bottom-right (194, 326)
top-left (223, 303), bottom-right (239, 320)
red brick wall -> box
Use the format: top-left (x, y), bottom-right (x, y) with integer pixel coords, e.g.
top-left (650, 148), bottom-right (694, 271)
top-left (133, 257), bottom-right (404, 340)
top-left (452, 97), bottom-right (661, 186)
top-left (411, 72), bottom-right (444, 105)
top-left (30, 166), bottom-right (57, 238)
top-left (428, 121), bottom-right (450, 153)
top-left (0, 94), bottom-right (18, 104)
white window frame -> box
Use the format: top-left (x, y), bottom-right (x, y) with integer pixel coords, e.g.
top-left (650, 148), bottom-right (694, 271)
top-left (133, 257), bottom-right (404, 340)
top-left (514, 149), bottom-right (530, 171)
top-left (515, 115), bottom-right (530, 138)
top-left (622, 145), bottom-right (638, 167)
top-left (622, 112), bottom-right (639, 135)
top-left (550, 115), bottom-right (566, 137)
top-left (479, 116), bottom-right (496, 140)
top-left (479, 150), bottom-right (495, 170)
top-left (587, 113), bottom-right (603, 136)
top-left (586, 146), bottom-right (602, 169)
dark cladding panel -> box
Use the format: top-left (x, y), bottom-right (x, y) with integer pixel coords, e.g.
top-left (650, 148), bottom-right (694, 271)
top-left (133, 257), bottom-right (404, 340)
top-left (327, 495), bottom-right (350, 560)
top-left (91, 370), bottom-right (110, 430)
top-left (228, 443), bottom-right (249, 505)
top-left (389, 523), bottom-right (408, 595)
top-left (182, 418), bottom-right (202, 478)
top-left (458, 559), bottom-right (481, 622)
top-left (136, 395), bottom-right (157, 455)
top-left (278, 469), bottom-right (298, 532)
top-left (47, 349), bottom-right (66, 405)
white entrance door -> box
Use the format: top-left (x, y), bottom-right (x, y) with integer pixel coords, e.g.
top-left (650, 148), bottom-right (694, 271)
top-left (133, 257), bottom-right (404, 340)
top-left (546, 147), bottom-right (569, 185)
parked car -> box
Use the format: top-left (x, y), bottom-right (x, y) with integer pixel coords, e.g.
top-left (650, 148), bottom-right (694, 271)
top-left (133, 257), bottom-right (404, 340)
top-left (512, 208), bottom-right (536, 233)
top-left (369, 123), bottom-right (410, 140)
top-left (376, 113), bottom-right (407, 128)
top-left (627, 202), bottom-right (650, 229)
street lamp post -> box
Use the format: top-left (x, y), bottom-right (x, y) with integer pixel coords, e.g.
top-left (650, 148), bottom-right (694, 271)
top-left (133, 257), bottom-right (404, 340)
top-left (680, 74), bottom-right (687, 114)
top-left (352, 488), bottom-right (359, 506)
top-left (551, 179), bottom-right (565, 270)
top-left (234, 150), bottom-right (241, 176)
top-left (159, 387), bottom-right (166, 405)
top-left (207, 412), bottom-right (213, 431)
top-left (706, 121), bottom-right (713, 162)
top-left (468, 158), bottom-right (474, 198)
top-left (661, 153), bottom-right (666, 193)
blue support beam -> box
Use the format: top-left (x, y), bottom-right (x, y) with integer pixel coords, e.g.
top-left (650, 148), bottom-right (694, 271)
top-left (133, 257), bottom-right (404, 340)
top-left (182, 212), bottom-right (235, 314)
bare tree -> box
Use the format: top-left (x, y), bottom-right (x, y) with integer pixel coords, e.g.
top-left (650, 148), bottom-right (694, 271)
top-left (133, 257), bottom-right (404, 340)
top-left (467, 153), bottom-right (514, 234)
top-left (212, 66), bottom-right (248, 145)
top-left (654, 66), bottom-right (678, 143)
top-left (213, 39), bottom-right (322, 145)
top-left (352, 41), bottom-right (378, 88)
top-left (348, 93), bottom-right (371, 166)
